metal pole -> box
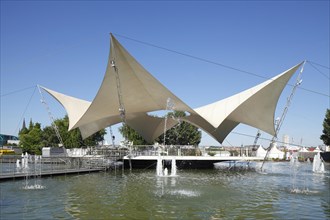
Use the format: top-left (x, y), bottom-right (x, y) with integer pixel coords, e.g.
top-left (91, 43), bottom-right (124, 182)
top-left (261, 61), bottom-right (306, 171)
top-left (37, 85), bottom-right (65, 147)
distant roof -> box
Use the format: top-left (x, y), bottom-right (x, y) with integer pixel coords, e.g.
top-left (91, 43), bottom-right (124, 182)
top-left (0, 134), bottom-right (19, 140)
top-left (0, 134), bottom-right (19, 146)
top-left (42, 34), bottom-right (302, 144)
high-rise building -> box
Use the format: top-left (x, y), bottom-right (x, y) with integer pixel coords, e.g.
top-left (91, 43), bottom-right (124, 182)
top-left (283, 135), bottom-right (290, 148)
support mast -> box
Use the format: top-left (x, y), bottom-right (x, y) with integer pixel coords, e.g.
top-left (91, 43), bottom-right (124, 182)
top-left (260, 61), bottom-right (306, 170)
top-left (37, 85), bottom-right (65, 147)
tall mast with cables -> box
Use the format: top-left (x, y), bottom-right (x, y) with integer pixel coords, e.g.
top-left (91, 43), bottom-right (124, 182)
top-left (109, 126), bottom-right (115, 148)
top-left (110, 58), bottom-right (129, 144)
top-left (253, 129), bottom-right (261, 149)
top-left (111, 60), bottom-right (126, 126)
top-left (37, 85), bottom-right (65, 147)
top-left (260, 61), bottom-right (306, 170)
top-left (163, 98), bottom-right (174, 146)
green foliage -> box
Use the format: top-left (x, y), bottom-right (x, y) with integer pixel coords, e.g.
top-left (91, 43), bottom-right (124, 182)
top-left (119, 111), bottom-right (202, 146)
top-left (19, 122), bottom-right (43, 154)
top-left (19, 116), bottom-right (106, 154)
top-left (158, 111), bottom-right (201, 145)
top-left (43, 115), bottom-right (106, 148)
top-left (28, 118), bottom-right (33, 130)
top-left (118, 125), bottom-right (149, 145)
top-left (320, 108), bottom-right (330, 146)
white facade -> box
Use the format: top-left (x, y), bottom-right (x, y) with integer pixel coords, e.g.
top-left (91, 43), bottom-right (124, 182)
top-left (283, 135), bottom-right (290, 148)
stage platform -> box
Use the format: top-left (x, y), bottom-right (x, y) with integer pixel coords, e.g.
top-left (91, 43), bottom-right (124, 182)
top-left (123, 155), bottom-right (264, 169)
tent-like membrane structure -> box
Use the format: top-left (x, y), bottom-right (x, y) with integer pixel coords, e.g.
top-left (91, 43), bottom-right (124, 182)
top-left (41, 34), bottom-right (303, 144)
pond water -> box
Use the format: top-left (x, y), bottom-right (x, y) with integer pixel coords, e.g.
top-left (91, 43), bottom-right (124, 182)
top-left (1, 162), bottom-right (329, 219)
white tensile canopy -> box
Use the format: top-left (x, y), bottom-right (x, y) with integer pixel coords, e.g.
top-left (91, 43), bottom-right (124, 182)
top-left (190, 62), bottom-right (301, 143)
top-left (268, 143), bottom-right (285, 159)
top-left (299, 147), bottom-right (309, 152)
top-left (313, 146), bottom-right (322, 152)
top-left (41, 87), bottom-right (180, 143)
top-left (256, 146), bottom-right (267, 158)
top-left (41, 34), bottom-right (303, 144)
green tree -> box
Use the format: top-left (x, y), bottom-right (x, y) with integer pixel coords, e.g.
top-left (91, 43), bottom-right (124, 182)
top-left (19, 116), bottom-right (106, 154)
top-left (41, 126), bottom-right (59, 147)
top-left (119, 125), bottom-right (150, 145)
top-left (19, 122), bottom-right (43, 154)
top-left (119, 111), bottom-right (202, 146)
top-left (158, 111), bottom-right (201, 145)
top-left (42, 115), bottom-right (106, 148)
top-left (28, 118), bottom-right (33, 130)
top-left (320, 108), bottom-right (330, 145)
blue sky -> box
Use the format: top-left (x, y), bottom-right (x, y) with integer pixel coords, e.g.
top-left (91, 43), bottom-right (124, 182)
top-left (1, 1), bottom-right (329, 147)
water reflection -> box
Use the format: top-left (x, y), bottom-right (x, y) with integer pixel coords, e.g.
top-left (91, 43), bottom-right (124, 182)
top-left (0, 162), bottom-right (329, 219)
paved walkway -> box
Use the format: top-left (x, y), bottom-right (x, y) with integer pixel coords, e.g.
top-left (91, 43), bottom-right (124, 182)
top-left (0, 168), bottom-right (104, 181)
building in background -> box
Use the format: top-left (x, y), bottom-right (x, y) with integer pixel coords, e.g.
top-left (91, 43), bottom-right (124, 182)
top-left (283, 134), bottom-right (290, 148)
top-left (0, 134), bottom-right (19, 147)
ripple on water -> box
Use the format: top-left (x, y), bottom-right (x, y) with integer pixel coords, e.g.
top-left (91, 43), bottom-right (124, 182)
top-left (289, 188), bottom-right (320, 195)
top-left (168, 189), bottom-right (201, 197)
top-left (0, 162), bottom-right (329, 219)
top-left (22, 184), bottom-right (45, 190)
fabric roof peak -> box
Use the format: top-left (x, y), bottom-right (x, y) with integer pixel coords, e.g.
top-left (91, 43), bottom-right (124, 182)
top-left (41, 34), bottom-right (303, 144)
